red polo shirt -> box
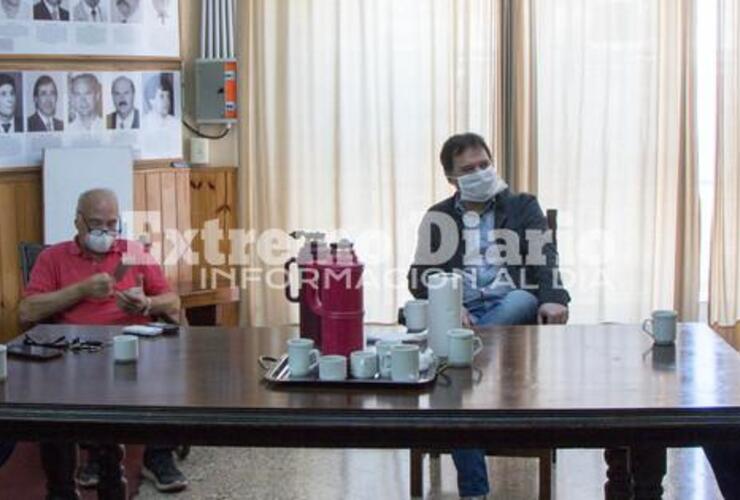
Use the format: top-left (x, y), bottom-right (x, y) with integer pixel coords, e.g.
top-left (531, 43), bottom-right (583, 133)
top-left (24, 239), bottom-right (171, 325)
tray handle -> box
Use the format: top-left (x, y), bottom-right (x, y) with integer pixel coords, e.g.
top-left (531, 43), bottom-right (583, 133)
top-left (258, 355), bottom-right (280, 372)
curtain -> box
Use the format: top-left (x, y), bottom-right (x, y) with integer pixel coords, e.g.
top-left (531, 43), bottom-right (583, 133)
top-left (535, 0), bottom-right (700, 323)
top-left (237, 0), bottom-right (500, 326)
top-left (496, 0), bottom-right (538, 194)
top-left (710, 0), bottom-right (740, 327)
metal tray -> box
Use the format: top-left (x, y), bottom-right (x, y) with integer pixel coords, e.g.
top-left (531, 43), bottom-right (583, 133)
top-left (259, 354), bottom-right (442, 387)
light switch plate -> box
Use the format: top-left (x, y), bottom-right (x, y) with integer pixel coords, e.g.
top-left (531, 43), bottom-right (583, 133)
top-left (190, 137), bottom-right (210, 165)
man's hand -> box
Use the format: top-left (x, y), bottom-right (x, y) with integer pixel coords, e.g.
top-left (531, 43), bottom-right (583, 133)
top-left (115, 287), bottom-right (150, 315)
top-left (80, 273), bottom-right (115, 299)
top-left (462, 307), bottom-right (474, 328)
top-left (537, 303), bottom-right (568, 324)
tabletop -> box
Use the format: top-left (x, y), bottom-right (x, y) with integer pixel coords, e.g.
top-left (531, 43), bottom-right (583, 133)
top-left (1, 323), bottom-right (739, 449)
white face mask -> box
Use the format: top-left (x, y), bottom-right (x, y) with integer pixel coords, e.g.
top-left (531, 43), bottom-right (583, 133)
top-left (454, 166), bottom-right (500, 202)
top-left (84, 232), bottom-right (115, 253)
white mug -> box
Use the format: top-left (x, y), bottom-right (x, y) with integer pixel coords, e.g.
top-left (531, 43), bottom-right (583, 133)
top-left (643, 310), bottom-right (678, 345)
top-left (375, 340), bottom-right (401, 378)
top-left (319, 355), bottom-right (347, 381)
top-left (404, 299), bottom-right (428, 332)
top-left (113, 335), bottom-right (139, 363)
top-left (446, 328), bottom-right (483, 368)
top-left (287, 338), bottom-right (320, 377)
top-left (0, 344), bottom-right (7, 382)
top-left (387, 344), bottom-right (420, 383)
top-left (350, 350), bottom-right (378, 379)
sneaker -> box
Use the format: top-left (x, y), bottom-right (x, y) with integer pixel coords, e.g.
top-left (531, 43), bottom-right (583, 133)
top-left (142, 451), bottom-right (188, 493)
top-left (76, 457), bottom-right (100, 488)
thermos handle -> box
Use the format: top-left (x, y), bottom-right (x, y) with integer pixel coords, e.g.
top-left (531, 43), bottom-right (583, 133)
top-left (284, 258), bottom-right (300, 303)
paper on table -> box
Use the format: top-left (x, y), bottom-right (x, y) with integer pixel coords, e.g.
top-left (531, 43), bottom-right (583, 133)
top-left (427, 272), bottom-right (462, 357)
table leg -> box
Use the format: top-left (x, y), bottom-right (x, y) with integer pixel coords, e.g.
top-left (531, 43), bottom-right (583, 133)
top-left (97, 444), bottom-right (127, 500)
top-left (39, 442), bottom-right (80, 500)
top-left (630, 446), bottom-right (666, 500)
top-left (604, 447), bottom-right (633, 500)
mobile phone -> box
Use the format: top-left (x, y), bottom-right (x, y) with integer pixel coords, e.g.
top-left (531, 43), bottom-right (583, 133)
top-left (148, 322), bottom-right (180, 335)
top-left (7, 344), bottom-right (64, 361)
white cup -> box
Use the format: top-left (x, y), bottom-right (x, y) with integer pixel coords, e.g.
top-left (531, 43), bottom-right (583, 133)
top-left (287, 338), bottom-right (320, 377)
top-left (350, 350), bottom-right (378, 379)
top-left (642, 310), bottom-right (678, 345)
top-left (387, 344), bottom-right (420, 383)
top-left (319, 355), bottom-right (347, 381)
top-left (376, 340), bottom-right (401, 378)
top-left (113, 335), bottom-right (139, 363)
top-left (404, 299), bottom-right (429, 332)
top-left (446, 328), bottom-right (483, 367)
top-left (0, 345), bottom-right (7, 382)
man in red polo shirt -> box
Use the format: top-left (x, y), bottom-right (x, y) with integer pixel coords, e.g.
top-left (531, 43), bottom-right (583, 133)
top-left (19, 188), bottom-right (188, 499)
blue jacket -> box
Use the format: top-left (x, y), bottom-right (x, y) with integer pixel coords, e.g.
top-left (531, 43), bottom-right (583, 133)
top-left (407, 189), bottom-right (571, 306)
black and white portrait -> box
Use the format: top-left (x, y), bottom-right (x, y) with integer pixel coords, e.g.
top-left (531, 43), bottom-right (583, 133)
top-left (72, 0), bottom-right (106, 22)
top-left (26, 73), bottom-right (64, 132)
top-left (105, 73), bottom-right (140, 130)
top-left (0, 72), bottom-right (23, 134)
top-left (149, 0), bottom-right (170, 25)
top-left (68, 72), bottom-right (103, 132)
top-left (110, 0), bottom-right (139, 23)
top-left (142, 72), bottom-right (177, 130)
top-left (33, 0), bottom-right (70, 21)
top-left (0, 0), bottom-right (30, 20)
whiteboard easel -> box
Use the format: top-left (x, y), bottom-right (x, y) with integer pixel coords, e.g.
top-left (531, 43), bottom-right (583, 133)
top-left (43, 147), bottom-right (134, 245)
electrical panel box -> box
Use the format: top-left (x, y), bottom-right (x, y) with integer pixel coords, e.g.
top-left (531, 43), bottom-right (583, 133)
top-left (195, 58), bottom-right (238, 125)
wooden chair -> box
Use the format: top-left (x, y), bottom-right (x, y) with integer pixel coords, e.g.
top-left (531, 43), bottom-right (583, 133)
top-left (407, 209), bottom-right (560, 499)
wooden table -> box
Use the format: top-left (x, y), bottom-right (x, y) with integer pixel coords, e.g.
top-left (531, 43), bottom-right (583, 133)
top-left (1, 323), bottom-right (740, 499)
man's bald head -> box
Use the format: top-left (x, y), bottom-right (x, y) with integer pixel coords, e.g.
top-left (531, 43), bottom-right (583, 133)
top-left (76, 188), bottom-right (119, 215)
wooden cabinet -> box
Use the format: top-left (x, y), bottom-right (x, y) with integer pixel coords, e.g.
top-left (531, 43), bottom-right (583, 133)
top-left (0, 165), bottom-right (239, 342)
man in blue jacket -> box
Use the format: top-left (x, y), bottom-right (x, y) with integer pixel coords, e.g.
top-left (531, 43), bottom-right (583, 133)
top-left (408, 133), bottom-right (570, 499)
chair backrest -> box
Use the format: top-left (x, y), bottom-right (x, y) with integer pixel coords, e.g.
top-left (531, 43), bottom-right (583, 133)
top-left (18, 242), bottom-right (48, 287)
top-left (546, 209), bottom-right (558, 249)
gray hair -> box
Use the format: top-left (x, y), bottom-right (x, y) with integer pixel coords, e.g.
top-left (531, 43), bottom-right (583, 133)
top-left (76, 188), bottom-right (118, 214)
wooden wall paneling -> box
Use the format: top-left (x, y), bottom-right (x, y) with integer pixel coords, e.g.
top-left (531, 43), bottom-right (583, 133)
top-left (133, 171), bottom-right (148, 212)
top-left (213, 171), bottom-right (229, 271)
top-left (144, 172), bottom-right (164, 278)
top-left (175, 171), bottom-right (193, 285)
top-left (0, 184), bottom-right (20, 342)
top-left (219, 169), bottom-right (238, 326)
top-left (15, 180), bottom-right (43, 246)
top-left (189, 170), bottom-right (222, 284)
top-left (160, 171), bottom-right (180, 287)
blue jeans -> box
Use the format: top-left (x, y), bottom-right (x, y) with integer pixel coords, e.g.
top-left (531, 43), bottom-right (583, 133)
top-left (452, 290), bottom-right (540, 497)
top-left (469, 289), bottom-right (539, 326)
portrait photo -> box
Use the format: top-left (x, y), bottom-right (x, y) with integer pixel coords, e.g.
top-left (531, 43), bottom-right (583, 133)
top-left (0, 72), bottom-right (23, 134)
top-left (104, 72), bottom-right (141, 130)
top-left (67, 72), bottom-right (103, 132)
top-left (72, 0), bottom-right (106, 22)
top-left (0, 0), bottom-right (31, 20)
top-left (25, 72), bottom-right (65, 132)
top-left (148, 0), bottom-right (170, 25)
top-left (110, 0), bottom-right (139, 23)
top-left (33, 0), bottom-right (70, 21)
top-left (142, 72), bottom-right (178, 130)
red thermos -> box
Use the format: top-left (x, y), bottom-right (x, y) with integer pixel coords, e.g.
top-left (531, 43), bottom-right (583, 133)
top-left (284, 231), bottom-right (329, 346)
top-left (303, 239), bottom-right (365, 357)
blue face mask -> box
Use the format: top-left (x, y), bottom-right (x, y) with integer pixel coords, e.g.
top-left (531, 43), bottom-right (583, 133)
top-left (455, 166), bottom-right (500, 202)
